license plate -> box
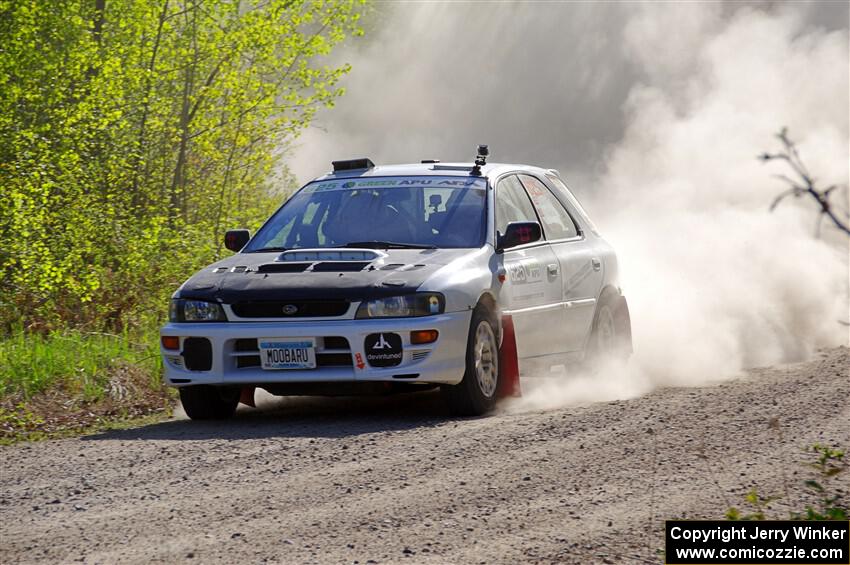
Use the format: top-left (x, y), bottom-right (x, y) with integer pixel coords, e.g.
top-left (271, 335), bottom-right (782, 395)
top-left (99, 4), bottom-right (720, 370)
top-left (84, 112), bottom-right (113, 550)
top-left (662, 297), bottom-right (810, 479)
top-left (258, 338), bottom-right (317, 370)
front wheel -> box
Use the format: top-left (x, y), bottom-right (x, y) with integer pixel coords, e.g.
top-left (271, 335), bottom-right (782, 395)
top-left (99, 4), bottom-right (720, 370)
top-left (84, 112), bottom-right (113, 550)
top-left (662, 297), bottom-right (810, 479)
top-left (441, 305), bottom-right (501, 416)
top-left (179, 385), bottom-right (240, 420)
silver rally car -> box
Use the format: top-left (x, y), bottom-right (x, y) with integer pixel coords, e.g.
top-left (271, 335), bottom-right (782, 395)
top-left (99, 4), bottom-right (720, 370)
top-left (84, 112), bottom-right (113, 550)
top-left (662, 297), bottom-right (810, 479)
top-left (160, 146), bottom-right (631, 419)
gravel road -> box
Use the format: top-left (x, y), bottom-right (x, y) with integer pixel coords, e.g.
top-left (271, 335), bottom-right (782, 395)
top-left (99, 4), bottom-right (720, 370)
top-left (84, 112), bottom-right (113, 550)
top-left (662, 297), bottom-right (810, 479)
top-left (1, 347), bottom-right (847, 565)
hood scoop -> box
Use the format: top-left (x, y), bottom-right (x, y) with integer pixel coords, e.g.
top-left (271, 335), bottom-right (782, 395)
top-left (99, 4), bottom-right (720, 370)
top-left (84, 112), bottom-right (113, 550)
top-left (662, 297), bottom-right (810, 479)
top-left (258, 262), bottom-right (310, 273)
top-left (312, 261), bottom-right (370, 272)
top-left (380, 263), bottom-right (426, 271)
top-left (258, 261), bottom-right (369, 273)
top-left (276, 249), bottom-right (386, 263)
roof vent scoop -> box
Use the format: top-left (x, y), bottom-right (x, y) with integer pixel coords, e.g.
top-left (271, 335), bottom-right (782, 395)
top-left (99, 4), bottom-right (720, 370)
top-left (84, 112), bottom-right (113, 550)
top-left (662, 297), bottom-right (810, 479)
top-left (332, 158), bottom-right (375, 172)
top-left (470, 144), bottom-right (489, 176)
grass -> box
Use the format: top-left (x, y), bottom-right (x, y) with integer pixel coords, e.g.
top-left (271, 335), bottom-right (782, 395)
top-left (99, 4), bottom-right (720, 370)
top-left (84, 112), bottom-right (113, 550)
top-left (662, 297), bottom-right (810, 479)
top-left (0, 327), bottom-right (162, 399)
top-left (0, 409), bottom-right (172, 446)
top-left (0, 327), bottom-right (173, 442)
top-left (726, 444), bottom-right (847, 521)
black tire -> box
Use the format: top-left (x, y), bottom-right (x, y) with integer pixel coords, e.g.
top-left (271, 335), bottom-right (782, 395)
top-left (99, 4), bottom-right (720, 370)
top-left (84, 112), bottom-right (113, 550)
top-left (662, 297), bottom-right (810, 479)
top-left (441, 305), bottom-right (501, 417)
top-left (179, 385), bottom-right (240, 420)
top-left (586, 290), bottom-right (633, 362)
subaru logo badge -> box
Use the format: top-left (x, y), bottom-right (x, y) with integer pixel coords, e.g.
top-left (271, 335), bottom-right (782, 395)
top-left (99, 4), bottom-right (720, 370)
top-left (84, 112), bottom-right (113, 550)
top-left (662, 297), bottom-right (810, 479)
top-left (282, 304), bottom-right (298, 315)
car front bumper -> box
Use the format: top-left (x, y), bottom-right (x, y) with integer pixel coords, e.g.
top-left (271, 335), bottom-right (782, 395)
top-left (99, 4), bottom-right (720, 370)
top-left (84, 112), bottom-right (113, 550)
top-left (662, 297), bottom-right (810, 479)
top-left (159, 311), bottom-right (472, 388)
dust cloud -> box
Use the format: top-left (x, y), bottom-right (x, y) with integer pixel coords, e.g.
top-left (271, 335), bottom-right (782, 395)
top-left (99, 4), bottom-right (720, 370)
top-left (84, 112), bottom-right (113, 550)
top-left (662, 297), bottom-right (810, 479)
top-left (289, 2), bottom-right (849, 411)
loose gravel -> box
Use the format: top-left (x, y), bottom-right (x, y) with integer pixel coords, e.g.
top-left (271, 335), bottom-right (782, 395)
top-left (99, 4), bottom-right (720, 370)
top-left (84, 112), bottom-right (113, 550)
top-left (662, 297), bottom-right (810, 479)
top-left (1, 347), bottom-right (847, 564)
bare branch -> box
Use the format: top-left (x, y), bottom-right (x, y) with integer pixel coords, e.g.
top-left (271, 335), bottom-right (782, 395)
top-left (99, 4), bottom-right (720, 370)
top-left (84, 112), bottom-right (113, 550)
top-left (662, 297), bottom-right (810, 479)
top-left (769, 188), bottom-right (800, 212)
top-left (771, 173), bottom-right (805, 191)
top-left (762, 128), bottom-right (850, 237)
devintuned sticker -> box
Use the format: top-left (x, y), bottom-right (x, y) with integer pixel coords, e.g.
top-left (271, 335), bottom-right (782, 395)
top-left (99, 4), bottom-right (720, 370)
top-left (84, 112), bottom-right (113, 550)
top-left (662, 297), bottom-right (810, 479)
top-left (364, 333), bottom-right (403, 367)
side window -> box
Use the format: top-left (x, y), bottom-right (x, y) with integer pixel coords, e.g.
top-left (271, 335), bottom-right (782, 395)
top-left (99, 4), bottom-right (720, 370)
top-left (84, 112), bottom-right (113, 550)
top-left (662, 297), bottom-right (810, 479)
top-left (495, 175), bottom-right (539, 235)
top-left (518, 174), bottom-right (578, 240)
top-left (545, 174), bottom-right (599, 236)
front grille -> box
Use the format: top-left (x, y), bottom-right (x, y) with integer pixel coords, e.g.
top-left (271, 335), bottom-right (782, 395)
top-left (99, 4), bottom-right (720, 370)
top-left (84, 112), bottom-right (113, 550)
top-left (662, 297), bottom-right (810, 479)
top-left (230, 337), bottom-right (352, 369)
top-left (323, 336), bottom-right (349, 350)
top-left (231, 300), bottom-right (350, 318)
top-left (236, 355), bottom-right (261, 369)
top-left (318, 354), bottom-right (353, 367)
top-left (234, 355), bottom-right (353, 368)
top-left (234, 338), bottom-right (259, 352)
top-left (233, 337), bottom-right (350, 351)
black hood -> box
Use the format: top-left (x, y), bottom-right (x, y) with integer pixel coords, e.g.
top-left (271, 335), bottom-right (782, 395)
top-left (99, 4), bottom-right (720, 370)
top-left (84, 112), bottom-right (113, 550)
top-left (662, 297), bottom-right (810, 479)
top-left (175, 248), bottom-right (471, 303)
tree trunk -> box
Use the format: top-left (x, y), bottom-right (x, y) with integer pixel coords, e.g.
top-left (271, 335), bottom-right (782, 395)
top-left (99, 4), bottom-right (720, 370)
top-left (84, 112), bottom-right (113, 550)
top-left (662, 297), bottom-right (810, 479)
top-left (130, 0), bottom-right (169, 208)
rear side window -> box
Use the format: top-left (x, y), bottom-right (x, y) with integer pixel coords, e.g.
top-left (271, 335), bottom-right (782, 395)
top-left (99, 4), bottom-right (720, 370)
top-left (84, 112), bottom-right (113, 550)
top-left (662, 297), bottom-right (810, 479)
top-left (495, 175), bottom-right (539, 235)
top-left (518, 174), bottom-right (578, 240)
top-left (545, 174), bottom-right (599, 236)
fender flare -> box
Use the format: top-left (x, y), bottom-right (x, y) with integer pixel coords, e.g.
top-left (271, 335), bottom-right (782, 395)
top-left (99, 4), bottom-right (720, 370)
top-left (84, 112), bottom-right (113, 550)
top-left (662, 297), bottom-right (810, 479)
top-left (474, 291), bottom-right (520, 398)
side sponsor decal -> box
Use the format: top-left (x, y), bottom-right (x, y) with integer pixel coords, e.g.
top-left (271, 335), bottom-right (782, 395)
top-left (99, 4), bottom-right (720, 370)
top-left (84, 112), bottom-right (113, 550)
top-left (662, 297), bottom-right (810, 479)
top-left (507, 260), bottom-right (542, 285)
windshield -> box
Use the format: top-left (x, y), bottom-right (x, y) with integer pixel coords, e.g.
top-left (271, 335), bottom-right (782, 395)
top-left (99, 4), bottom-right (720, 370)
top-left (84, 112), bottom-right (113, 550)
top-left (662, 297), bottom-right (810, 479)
top-left (245, 176), bottom-right (488, 251)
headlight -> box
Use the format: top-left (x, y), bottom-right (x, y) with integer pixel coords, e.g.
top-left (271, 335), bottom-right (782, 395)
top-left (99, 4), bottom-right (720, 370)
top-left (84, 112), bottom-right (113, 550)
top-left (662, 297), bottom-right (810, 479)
top-left (170, 299), bottom-right (227, 322)
top-left (355, 293), bottom-right (445, 319)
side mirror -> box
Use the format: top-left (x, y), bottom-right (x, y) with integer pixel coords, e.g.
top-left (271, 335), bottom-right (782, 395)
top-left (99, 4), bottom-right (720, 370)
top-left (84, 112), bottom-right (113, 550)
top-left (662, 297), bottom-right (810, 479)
top-left (497, 221), bottom-right (542, 251)
top-left (224, 229), bottom-right (251, 252)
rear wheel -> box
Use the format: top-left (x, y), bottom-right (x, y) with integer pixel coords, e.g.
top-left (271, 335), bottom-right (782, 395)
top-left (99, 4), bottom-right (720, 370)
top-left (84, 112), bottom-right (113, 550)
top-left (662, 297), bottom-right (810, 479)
top-left (179, 385), bottom-right (240, 420)
top-left (442, 305), bottom-right (500, 416)
top-left (586, 291), bottom-right (632, 362)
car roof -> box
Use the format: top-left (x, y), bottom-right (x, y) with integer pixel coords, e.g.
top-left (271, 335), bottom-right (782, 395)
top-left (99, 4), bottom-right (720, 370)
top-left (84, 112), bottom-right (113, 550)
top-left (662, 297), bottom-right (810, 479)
top-left (311, 162), bottom-right (554, 183)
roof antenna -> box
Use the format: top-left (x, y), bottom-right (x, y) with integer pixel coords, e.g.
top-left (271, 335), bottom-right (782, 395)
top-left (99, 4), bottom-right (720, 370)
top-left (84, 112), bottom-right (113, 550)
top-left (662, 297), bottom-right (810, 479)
top-left (470, 144), bottom-right (489, 176)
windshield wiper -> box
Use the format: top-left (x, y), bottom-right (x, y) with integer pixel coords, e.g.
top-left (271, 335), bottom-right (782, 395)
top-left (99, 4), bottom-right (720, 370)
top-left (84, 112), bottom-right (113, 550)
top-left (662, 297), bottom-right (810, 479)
top-left (343, 241), bottom-right (437, 249)
top-left (250, 246), bottom-right (288, 252)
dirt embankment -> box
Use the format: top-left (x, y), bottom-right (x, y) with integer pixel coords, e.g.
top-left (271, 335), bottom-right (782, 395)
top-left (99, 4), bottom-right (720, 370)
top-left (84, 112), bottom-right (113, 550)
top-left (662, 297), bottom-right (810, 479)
top-left (1, 364), bottom-right (172, 442)
top-left (0, 347), bottom-right (847, 564)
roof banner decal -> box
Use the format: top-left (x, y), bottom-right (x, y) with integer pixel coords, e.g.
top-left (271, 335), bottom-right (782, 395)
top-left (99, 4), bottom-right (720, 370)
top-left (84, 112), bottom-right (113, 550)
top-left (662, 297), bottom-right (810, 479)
top-left (304, 176), bottom-right (487, 193)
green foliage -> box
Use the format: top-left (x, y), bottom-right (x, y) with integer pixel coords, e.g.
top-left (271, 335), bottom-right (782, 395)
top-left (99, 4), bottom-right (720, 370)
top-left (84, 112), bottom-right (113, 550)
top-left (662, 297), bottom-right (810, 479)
top-left (0, 0), bottom-right (365, 332)
top-left (727, 444), bottom-right (848, 521)
top-left (0, 402), bottom-right (44, 431)
top-left (791, 444), bottom-right (847, 520)
top-left (0, 326), bottom-right (162, 399)
top-left (725, 489), bottom-right (781, 521)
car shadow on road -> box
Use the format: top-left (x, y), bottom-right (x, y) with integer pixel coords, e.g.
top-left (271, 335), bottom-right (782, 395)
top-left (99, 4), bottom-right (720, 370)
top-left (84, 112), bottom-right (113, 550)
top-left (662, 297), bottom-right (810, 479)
top-left (82, 389), bottom-right (454, 442)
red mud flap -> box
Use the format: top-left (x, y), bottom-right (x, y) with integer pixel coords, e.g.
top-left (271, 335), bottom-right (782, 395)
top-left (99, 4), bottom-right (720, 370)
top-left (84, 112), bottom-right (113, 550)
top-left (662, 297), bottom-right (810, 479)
top-left (239, 386), bottom-right (256, 407)
top-left (498, 314), bottom-right (521, 398)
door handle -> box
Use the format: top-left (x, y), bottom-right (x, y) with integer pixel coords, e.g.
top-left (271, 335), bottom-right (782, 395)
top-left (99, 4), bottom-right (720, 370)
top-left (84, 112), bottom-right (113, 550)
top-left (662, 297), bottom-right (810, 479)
top-left (547, 263), bottom-right (559, 275)
top-left (591, 258), bottom-right (602, 271)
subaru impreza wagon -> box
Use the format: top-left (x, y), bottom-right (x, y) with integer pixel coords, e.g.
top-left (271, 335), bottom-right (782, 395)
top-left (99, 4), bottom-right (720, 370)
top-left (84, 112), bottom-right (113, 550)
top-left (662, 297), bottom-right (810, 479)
top-left (160, 147), bottom-right (631, 419)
